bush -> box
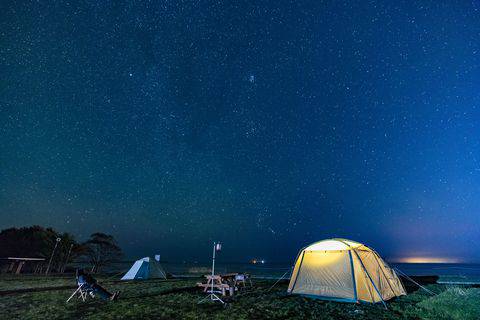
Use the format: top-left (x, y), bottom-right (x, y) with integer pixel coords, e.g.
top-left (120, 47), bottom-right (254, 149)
top-left (414, 287), bottom-right (480, 320)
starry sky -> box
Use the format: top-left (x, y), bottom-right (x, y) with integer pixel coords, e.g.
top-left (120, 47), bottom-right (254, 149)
top-left (1, 1), bottom-right (480, 263)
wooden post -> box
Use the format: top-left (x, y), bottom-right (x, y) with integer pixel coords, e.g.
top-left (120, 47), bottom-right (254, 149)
top-left (15, 261), bottom-right (25, 274)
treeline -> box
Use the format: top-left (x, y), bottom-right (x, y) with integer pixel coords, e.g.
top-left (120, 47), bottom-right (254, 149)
top-left (0, 225), bottom-right (122, 273)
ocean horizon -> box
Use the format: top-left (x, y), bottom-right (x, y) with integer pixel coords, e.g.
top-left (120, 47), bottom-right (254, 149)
top-left (104, 261), bottom-right (480, 284)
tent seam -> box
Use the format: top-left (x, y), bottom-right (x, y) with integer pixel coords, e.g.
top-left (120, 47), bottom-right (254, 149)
top-left (371, 251), bottom-right (398, 297)
top-left (290, 251), bottom-right (306, 292)
top-left (352, 249), bottom-right (387, 309)
top-left (348, 250), bottom-right (358, 303)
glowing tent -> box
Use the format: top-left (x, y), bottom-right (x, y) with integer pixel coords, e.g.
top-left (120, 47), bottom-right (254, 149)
top-left (288, 238), bottom-right (405, 305)
top-left (121, 257), bottom-right (167, 280)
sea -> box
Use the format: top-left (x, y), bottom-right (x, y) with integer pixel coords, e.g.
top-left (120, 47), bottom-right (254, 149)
top-left (108, 261), bottom-right (480, 284)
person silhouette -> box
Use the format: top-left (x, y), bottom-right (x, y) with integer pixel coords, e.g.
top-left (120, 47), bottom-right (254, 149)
top-left (77, 269), bottom-right (119, 301)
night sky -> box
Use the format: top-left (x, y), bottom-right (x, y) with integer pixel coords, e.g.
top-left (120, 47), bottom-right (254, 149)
top-left (1, 1), bottom-right (480, 263)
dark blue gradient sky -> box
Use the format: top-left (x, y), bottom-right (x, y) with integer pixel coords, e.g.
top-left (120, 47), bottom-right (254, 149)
top-left (1, 1), bottom-right (480, 263)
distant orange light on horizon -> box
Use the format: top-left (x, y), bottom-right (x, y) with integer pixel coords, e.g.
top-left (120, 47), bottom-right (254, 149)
top-left (394, 257), bottom-right (460, 264)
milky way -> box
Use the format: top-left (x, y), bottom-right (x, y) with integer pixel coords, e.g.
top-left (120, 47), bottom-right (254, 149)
top-left (1, 1), bottom-right (480, 262)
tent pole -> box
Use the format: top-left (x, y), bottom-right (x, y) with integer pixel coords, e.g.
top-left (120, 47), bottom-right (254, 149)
top-left (287, 246), bottom-right (306, 293)
top-left (290, 251), bottom-right (306, 292)
top-left (336, 240), bottom-right (374, 304)
top-left (352, 249), bottom-right (388, 309)
top-left (371, 251), bottom-right (398, 297)
top-left (348, 251), bottom-right (358, 302)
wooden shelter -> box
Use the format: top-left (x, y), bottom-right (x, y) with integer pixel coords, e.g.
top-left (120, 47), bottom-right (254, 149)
top-left (1, 257), bottom-right (45, 274)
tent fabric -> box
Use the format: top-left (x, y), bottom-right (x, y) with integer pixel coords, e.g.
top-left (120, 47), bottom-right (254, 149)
top-left (288, 238), bottom-right (406, 303)
top-left (121, 257), bottom-right (167, 280)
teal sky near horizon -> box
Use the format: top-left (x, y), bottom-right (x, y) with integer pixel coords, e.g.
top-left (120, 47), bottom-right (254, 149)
top-left (1, 1), bottom-right (480, 263)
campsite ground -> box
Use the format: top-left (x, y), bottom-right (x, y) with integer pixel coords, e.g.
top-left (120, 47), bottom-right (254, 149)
top-left (0, 275), bottom-right (479, 320)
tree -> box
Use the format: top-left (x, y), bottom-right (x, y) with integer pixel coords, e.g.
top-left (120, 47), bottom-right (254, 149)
top-left (79, 233), bottom-right (123, 273)
top-left (0, 226), bottom-right (79, 273)
top-left (0, 225), bottom-right (56, 258)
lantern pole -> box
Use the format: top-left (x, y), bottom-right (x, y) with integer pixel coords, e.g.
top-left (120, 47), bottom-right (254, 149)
top-left (45, 237), bottom-right (61, 276)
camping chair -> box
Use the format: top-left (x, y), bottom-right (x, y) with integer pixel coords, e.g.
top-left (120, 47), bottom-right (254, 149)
top-left (66, 271), bottom-right (95, 303)
top-left (234, 273), bottom-right (252, 290)
top-left (66, 283), bottom-right (95, 302)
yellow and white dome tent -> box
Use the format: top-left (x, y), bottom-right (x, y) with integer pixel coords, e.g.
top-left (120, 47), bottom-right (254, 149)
top-left (288, 238), bottom-right (406, 305)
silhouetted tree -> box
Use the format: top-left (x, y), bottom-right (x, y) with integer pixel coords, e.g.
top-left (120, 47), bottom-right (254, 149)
top-left (0, 226), bottom-right (79, 273)
top-left (79, 233), bottom-right (123, 273)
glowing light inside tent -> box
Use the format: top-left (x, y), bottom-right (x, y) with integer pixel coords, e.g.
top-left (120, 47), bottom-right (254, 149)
top-left (306, 239), bottom-right (362, 251)
top-left (307, 251), bottom-right (343, 266)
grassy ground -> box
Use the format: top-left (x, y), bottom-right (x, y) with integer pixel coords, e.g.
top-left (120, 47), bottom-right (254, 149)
top-left (0, 274), bottom-right (112, 291)
top-left (0, 276), bottom-right (478, 319)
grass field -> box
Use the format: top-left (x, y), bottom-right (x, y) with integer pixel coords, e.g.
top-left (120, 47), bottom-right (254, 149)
top-left (1, 275), bottom-right (479, 319)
